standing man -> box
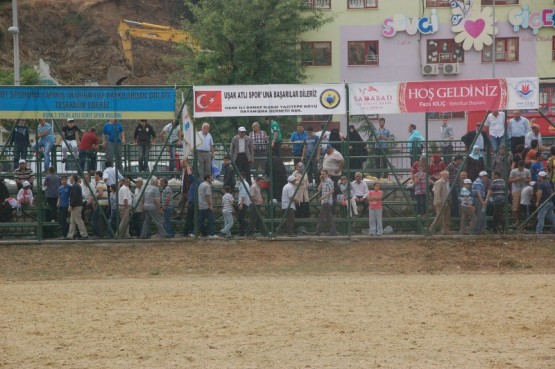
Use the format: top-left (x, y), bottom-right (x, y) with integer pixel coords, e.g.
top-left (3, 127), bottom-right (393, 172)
top-left (447, 155), bottom-right (464, 218)
top-left (281, 175), bottom-right (297, 236)
top-left (160, 121), bottom-right (182, 172)
top-left (78, 127), bottom-right (99, 173)
top-left (249, 121), bottom-right (269, 173)
top-left (93, 171), bottom-right (110, 238)
top-left (322, 144), bottom-right (345, 185)
top-left (64, 174), bottom-right (88, 240)
top-left (102, 160), bottom-right (123, 188)
top-left (247, 176), bottom-right (265, 236)
top-left (237, 173), bottom-right (252, 236)
top-left (508, 160), bottom-right (531, 227)
top-left (315, 170), bottom-right (337, 236)
top-left (265, 117), bottom-right (282, 156)
top-left (485, 110), bottom-right (506, 153)
top-left (472, 171), bottom-right (489, 235)
top-left (8, 120), bottom-right (30, 169)
top-left (197, 122), bottom-right (214, 181)
top-left (508, 110), bottom-right (530, 153)
top-left (461, 122), bottom-right (489, 154)
top-left (43, 167), bottom-right (60, 222)
top-left (535, 171), bottom-right (555, 234)
top-left (131, 177), bottom-right (145, 238)
top-left (58, 176), bottom-right (71, 238)
top-left (59, 119), bottom-right (81, 166)
top-left (408, 124), bottom-right (424, 165)
top-left (432, 170), bottom-right (451, 235)
top-left (117, 177), bottom-right (133, 239)
top-left (36, 119), bottom-right (55, 171)
top-left (198, 174), bottom-right (218, 239)
top-left (159, 177), bottom-right (175, 237)
top-left (140, 177), bottom-right (169, 239)
top-left (230, 126), bottom-right (254, 186)
top-left (14, 159), bottom-right (34, 191)
top-left (301, 126), bottom-right (320, 186)
top-left (102, 119), bottom-right (125, 171)
top-left (374, 118), bottom-right (391, 179)
top-left (290, 124), bottom-right (307, 165)
top-left (134, 119), bottom-right (156, 172)
top-left (439, 117), bottom-right (454, 164)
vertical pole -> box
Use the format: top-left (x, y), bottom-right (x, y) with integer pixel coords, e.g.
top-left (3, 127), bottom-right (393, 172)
top-left (193, 120), bottom-right (199, 237)
top-left (492, 0), bottom-right (496, 78)
top-left (424, 113), bottom-right (430, 233)
top-left (11, 0), bottom-right (20, 86)
top-left (345, 85), bottom-right (352, 238)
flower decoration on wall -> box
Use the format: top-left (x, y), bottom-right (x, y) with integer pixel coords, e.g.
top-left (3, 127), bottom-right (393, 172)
top-left (449, 0), bottom-right (498, 51)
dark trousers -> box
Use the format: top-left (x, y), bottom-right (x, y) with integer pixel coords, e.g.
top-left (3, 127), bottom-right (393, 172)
top-left (138, 144), bottom-right (150, 172)
top-left (304, 157), bottom-right (319, 185)
top-left (131, 211), bottom-right (144, 237)
top-left (450, 185), bottom-right (460, 217)
top-left (316, 203), bottom-right (336, 235)
top-left (183, 202), bottom-right (195, 235)
top-left (79, 150), bottom-right (97, 173)
top-left (59, 207), bottom-right (69, 237)
top-left (282, 208), bottom-right (295, 235)
top-left (199, 208), bottom-right (215, 236)
top-left (92, 205), bottom-right (110, 238)
top-left (13, 144), bottom-right (28, 169)
top-left (374, 148), bottom-right (388, 178)
top-left (272, 141), bottom-right (282, 156)
top-left (510, 136), bottom-right (525, 153)
top-left (415, 194), bottom-right (426, 217)
top-left (238, 204), bottom-right (249, 235)
top-left (492, 200), bottom-right (506, 233)
top-left (236, 153), bottom-right (252, 186)
top-left (441, 144), bottom-right (453, 165)
top-left (247, 204), bottom-right (264, 235)
top-left (46, 197), bottom-right (58, 222)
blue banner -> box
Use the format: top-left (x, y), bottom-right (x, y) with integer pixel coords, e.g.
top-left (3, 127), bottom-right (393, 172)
top-left (0, 86), bottom-right (176, 120)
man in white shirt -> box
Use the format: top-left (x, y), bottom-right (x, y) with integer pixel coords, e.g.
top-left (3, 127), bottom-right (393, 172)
top-left (197, 122), bottom-right (214, 181)
top-left (102, 160), bottom-right (123, 187)
top-left (508, 110), bottom-right (530, 153)
top-left (117, 177), bottom-right (133, 238)
top-left (525, 124), bottom-right (547, 151)
top-left (237, 173), bottom-right (252, 236)
top-left (160, 121), bottom-right (182, 172)
top-left (351, 172), bottom-right (369, 216)
top-left (281, 176), bottom-right (298, 236)
top-left (485, 110), bottom-right (506, 153)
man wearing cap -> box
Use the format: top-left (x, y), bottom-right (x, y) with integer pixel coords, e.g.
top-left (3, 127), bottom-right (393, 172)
top-left (508, 110), bottom-right (530, 153)
top-left (230, 126), bottom-right (254, 186)
top-left (459, 178), bottom-right (476, 234)
top-left (472, 171), bottom-right (489, 235)
top-left (509, 160), bottom-right (531, 227)
top-left (290, 124), bottom-right (307, 165)
top-left (102, 119), bottom-right (126, 171)
top-left (249, 121), bottom-right (269, 173)
top-left (79, 127), bottom-right (99, 173)
top-left (485, 110), bottom-right (506, 153)
top-left (134, 119), bottom-right (156, 172)
top-left (36, 118), bottom-right (55, 171)
top-left (535, 171), bottom-right (555, 234)
top-left (59, 119), bottom-right (81, 167)
top-left (8, 120), bottom-right (30, 169)
top-left (281, 175), bottom-right (298, 236)
top-left (14, 159), bottom-right (34, 191)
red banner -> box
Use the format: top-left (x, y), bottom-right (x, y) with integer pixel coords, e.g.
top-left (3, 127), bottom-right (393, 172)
top-left (398, 79), bottom-right (508, 113)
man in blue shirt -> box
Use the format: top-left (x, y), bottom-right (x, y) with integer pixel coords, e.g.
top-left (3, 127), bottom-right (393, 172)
top-left (471, 171), bottom-right (488, 235)
top-left (102, 119), bottom-right (126, 170)
top-left (290, 124), bottom-right (307, 165)
top-left (301, 127), bottom-right (320, 185)
top-left (57, 176), bottom-right (71, 237)
top-left (36, 119), bottom-right (55, 171)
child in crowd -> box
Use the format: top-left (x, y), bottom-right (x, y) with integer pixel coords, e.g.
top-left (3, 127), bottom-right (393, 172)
top-left (17, 181), bottom-right (33, 207)
top-left (459, 179), bottom-right (476, 234)
top-left (220, 185), bottom-right (234, 238)
top-left (368, 182), bottom-right (383, 236)
top-left (520, 181), bottom-right (536, 222)
top-left (338, 175), bottom-right (358, 217)
top-left (220, 155), bottom-right (236, 190)
top-left (412, 163), bottom-right (428, 218)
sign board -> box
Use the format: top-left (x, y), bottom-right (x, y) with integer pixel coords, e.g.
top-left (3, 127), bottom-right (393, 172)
top-left (349, 78), bottom-right (539, 115)
top-left (193, 84), bottom-right (346, 118)
top-left (0, 86), bottom-right (176, 120)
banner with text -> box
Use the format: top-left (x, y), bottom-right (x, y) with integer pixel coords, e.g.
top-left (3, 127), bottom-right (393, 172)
top-left (0, 86), bottom-right (176, 120)
top-left (349, 77), bottom-right (539, 115)
top-left (193, 84), bottom-right (346, 118)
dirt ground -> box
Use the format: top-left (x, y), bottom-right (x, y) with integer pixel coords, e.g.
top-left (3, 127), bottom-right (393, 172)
top-left (1, 237), bottom-right (555, 369)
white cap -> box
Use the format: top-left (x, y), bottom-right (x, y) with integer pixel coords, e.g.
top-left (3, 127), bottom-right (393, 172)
top-left (67, 118), bottom-right (74, 122)
top-left (22, 181), bottom-right (31, 187)
top-left (287, 175), bottom-right (296, 182)
top-left (238, 126), bottom-right (246, 132)
top-left (479, 171), bottom-right (488, 177)
top-left (538, 171), bottom-right (548, 177)
top-left (134, 177), bottom-right (144, 182)
top-left (18, 159), bottom-right (26, 164)
top-left (463, 179), bottom-right (472, 184)
top-left (529, 181), bottom-right (536, 187)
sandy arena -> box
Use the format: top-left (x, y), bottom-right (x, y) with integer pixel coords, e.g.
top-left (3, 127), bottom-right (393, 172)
top-left (1, 237), bottom-right (554, 369)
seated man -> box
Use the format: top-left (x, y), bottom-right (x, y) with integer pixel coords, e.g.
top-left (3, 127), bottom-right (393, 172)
top-left (350, 172), bottom-right (369, 216)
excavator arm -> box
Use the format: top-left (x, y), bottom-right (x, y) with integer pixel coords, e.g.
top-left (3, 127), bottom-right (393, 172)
top-left (118, 19), bottom-right (199, 70)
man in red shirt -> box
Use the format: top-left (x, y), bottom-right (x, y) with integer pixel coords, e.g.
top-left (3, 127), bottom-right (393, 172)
top-left (79, 127), bottom-right (99, 173)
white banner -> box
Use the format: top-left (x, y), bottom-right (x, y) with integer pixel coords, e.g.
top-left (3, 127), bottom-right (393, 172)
top-left (193, 84), bottom-right (346, 118)
top-left (505, 77), bottom-right (540, 110)
top-left (348, 83), bottom-right (401, 115)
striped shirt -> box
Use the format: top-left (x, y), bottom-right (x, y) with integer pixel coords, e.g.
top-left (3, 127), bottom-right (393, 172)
top-left (321, 178), bottom-right (334, 205)
top-left (249, 130), bottom-right (269, 154)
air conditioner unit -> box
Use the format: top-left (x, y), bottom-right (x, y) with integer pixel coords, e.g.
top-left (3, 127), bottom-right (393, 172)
top-left (443, 63), bottom-right (460, 75)
top-left (422, 64), bottom-right (439, 76)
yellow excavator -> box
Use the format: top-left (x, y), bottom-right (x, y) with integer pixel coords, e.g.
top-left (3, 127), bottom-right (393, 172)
top-left (108, 19), bottom-right (199, 84)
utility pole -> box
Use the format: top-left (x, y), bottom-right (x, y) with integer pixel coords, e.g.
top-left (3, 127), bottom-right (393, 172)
top-left (8, 0), bottom-right (20, 85)
top-left (492, 0), bottom-right (496, 78)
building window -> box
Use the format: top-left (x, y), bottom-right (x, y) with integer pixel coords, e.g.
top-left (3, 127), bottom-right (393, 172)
top-left (482, 37), bottom-right (519, 62)
top-left (302, 42), bottom-right (332, 66)
top-left (304, 0), bottom-right (331, 9)
top-left (348, 41), bottom-right (379, 65)
top-left (426, 0), bottom-right (451, 6)
top-left (348, 0), bottom-right (377, 9)
top-left (426, 39), bottom-right (464, 64)
top-left (482, 0), bottom-right (519, 5)
top-left (539, 83), bottom-right (555, 115)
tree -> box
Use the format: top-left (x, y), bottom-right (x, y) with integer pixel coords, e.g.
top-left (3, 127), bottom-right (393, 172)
top-left (0, 65), bottom-right (40, 85)
top-left (174, 0), bottom-right (330, 86)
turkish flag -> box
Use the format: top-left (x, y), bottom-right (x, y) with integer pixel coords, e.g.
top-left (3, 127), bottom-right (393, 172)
top-left (195, 91), bottom-right (222, 113)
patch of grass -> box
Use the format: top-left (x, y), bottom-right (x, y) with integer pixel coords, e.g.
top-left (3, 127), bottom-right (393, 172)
top-left (150, 269), bottom-right (162, 276)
